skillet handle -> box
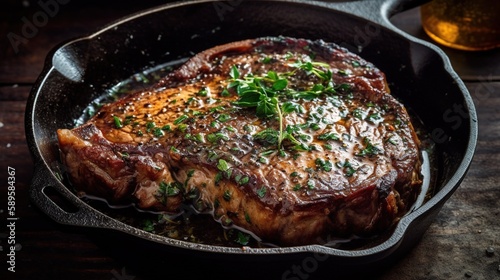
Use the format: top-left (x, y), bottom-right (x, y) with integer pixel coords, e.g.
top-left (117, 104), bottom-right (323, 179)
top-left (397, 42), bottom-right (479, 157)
top-left (382, 0), bottom-right (431, 16)
top-left (29, 161), bottom-right (123, 229)
top-left (324, 0), bottom-right (431, 27)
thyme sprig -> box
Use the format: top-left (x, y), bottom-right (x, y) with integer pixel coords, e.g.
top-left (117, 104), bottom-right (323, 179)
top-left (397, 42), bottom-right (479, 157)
top-left (228, 57), bottom-right (338, 150)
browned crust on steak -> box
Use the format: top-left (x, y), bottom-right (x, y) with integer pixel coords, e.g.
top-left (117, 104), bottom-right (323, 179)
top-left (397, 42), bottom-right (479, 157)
top-left (57, 36), bottom-right (422, 246)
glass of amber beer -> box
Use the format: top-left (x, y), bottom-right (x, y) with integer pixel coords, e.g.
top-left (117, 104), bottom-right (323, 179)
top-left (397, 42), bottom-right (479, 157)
top-left (420, 0), bottom-right (500, 51)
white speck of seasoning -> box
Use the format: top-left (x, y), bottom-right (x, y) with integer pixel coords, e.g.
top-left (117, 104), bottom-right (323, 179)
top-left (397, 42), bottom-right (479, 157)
top-left (6, 143), bottom-right (11, 148)
top-left (0, 122), bottom-right (4, 128)
top-left (12, 84), bottom-right (18, 88)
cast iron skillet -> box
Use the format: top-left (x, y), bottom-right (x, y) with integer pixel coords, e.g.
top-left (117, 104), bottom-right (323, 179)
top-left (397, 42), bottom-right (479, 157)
top-left (25, 0), bottom-right (477, 276)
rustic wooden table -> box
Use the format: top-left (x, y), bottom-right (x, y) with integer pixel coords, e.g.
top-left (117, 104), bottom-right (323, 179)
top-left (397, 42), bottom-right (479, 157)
top-left (1, 1), bottom-right (499, 279)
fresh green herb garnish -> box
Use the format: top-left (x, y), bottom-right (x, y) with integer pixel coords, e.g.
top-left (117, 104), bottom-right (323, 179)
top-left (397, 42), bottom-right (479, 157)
top-left (367, 113), bottom-right (381, 123)
top-left (337, 69), bottom-right (349, 76)
top-left (217, 114), bottom-right (231, 122)
top-left (288, 60), bottom-right (333, 81)
top-left (260, 150), bottom-right (276, 157)
top-left (228, 57), bottom-right (336, 151)
top-left (174, 115), bottom-right (188, 125)
top-left (193, 133), bottom-right (205, 143)
top-left (186, 133), bottom-right (205, 143)
top-left (207, 132), bottom-right (229, 143)
top-left (315, 158), bottom-right (333, 172)
top-left (153, 128), bottom-right (164, 138)
top-left (245, 212), bottom-right (251, 224)
top-left (143, 220), bottom-right (154, 232)
top-left (217, 159), bottom-right (230, 172)
top-left (146, 121), bottom-right (155, 130)
top-left (197, 87), bottom-right (209, 97)
top-left (210, 106), bottom-right (225, 113)
top-left (235, 231), bottom-right (250, 246)
top-left (307, 179), bottom-right (315, 189)
top-left (223, 190), bottom-right (231, 201)
top-left (123, 115), bottom-right (134, 125)
top-left (214, 172), bottom-right (223, 185)
top-left (220, 89), bottom-right (230, 97)
top-left (386, 136), bottom-right (398, 145)
top-left (177, 123), bottom-right (188, 132)
top-left (238, 176), bottom-right (249, 185)
top-left (317, 132), bottom-right (340, 141)
top-left (208, 151), bottom-right (218, 162)
top-left (256, 186), bottom-right (267, 198)
top-left (262, 56), bottom-right (272, 64)
top-left (282, 101), bottom-right (305, 114)
top-left (352, 108), bottom-right (365, 120)
top-left (309, 123), bottom-right (321, 131)
top-left (185, 170), bottom-right (195, 187)
top-left (357, 137), bottom-right (381, 157)
top-left (337, 159), bottom-right (357, 177)
top-left (253, 128), bottom-right (279, 146)
top-left (113, 116), bottom-right (123, 129)
top-left (158, 181), bottom-right (181, 197)
top-left (120, 152), bottom-right (129, 160)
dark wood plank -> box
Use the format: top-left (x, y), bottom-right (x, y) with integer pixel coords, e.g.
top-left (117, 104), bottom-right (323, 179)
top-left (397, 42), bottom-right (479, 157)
top-left (0, 0), bottom-right (177, 84)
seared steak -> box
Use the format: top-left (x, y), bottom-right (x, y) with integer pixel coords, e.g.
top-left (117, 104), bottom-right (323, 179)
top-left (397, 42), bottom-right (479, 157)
top-left (57, 37), bottom-right (422, 246)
